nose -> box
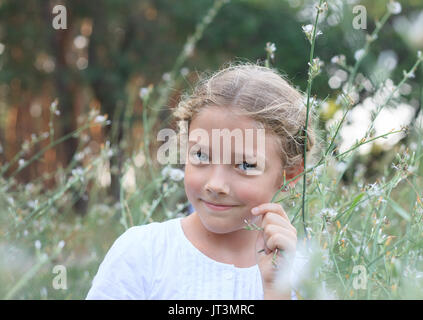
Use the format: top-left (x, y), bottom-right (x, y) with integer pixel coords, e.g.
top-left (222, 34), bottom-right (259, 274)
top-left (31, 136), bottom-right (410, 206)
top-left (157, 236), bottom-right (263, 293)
top-left (204, 165), bottom-right (230, 196)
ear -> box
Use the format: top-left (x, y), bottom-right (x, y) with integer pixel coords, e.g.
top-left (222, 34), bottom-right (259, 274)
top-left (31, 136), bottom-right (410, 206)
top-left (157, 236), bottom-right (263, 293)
top-left (280, 159), bottom-right (304, 189)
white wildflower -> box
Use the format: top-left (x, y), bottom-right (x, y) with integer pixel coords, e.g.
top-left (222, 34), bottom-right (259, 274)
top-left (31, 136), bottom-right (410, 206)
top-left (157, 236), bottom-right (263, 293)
top-left (331, 54), bottom-right (346, 65)
top-left (387, 1), bottom-right (401, 15)
top-left (133, 150), bottom-right (146, 168)
top-left (72, 167), bottom-right (84, 178)
top-left (320, 208), bottom-right (337, 219)
top-left (180, 67), bottom-right (189, 76)
top-left (40, 287), bottom-right (48, 298)
top-left (162, 72), bottom-right (171, 82)
top-left (18, 159), bottom-right (25, 168)
top-left (308, 57), bottom-right (324, 79)
top-left (50, 99), bottom-right (58, 113)
top-left (94, 115), bottom-right (106, 123)
top-left (161, 166), bottom-right (172, 178)
top-left (35, 240), bottom-right (42, 250)
top-left (354, 48), bottom-right (365, 61)
top-left (367, 182), bottom-right (382, 197)
top-left (28, 199), bottom-right (39, 209)
top-left (122, 165), bottom-right (136, 193)
top-left (58, 240), bottom-right (65, 249)
top-left (265, 42), bottom-right (277, 59)
top-left (183, 42), bottom-right (194, 57)
top-left (302, 24), bottom-right (322, 44)
top-left (403, 69), bottom-right (415, 79)
top-left (169, 168), bottom-right (184, 181)
top-left (139, 87), bottom-right (149, 99)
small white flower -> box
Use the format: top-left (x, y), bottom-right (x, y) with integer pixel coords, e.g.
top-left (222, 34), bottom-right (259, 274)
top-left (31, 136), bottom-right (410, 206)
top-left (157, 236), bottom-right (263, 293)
top-left (7, 196), bottom-right (15, 206)
top-left (302, 24), bottom-right (323, 44)
top-left (161, 166), bottom-right (172, 178)
top-left (169, 168), bottom-right (184, 181)
top-left (35, 240), bottom-right (42, 250)
top-left (302, 24), bottom-right (313, 33)
top-left (354, 48), bottom-right (365, 61)
top-left (162, 72), bottom-right (171, 82)
top-left (183, 43), bottom-right (194, 57)
top-left (18, 159), bottom-right (25, 168)
top-left (180, 67), bottom-right (189, 76)
top-left (139, 87), bottom-right (149, 99)
top-left (308, 57), bottom-right (324, 79)
top-left (367, 182), bottom-right (382, 197)
top-left (265, 42), bottom-right (277, 59)
top-left (94, 115), bottom-right (106, 123)
top-left (122, 166), bottom-right (136, 193)
top-left (50, 99), bottom-right (58, 113)
top-left (418, 51), bottom-right (422, 59)
top-left (72, 167), bottom-right (84, 177)
top-left (403, 70), bottom-right (415, 79)
top-left (58, 240), bottom-right (65, 249)
top-left (320, 208), bottom-right (337, 219)
top-left (387, 1), bottom-right (401, 15)
top-left (28, 199), bottom-right (39, 209)
top-left (40, 287), bottom-right (48, 298)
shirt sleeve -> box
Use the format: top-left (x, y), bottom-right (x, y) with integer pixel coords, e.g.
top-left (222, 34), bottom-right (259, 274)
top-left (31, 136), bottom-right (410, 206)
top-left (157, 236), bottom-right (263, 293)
top-left (86, 226), bottom-right (151, 300)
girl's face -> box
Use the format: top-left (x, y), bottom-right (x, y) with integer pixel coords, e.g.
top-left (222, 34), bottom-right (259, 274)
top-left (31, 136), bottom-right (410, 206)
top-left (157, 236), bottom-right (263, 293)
top-left (184, 106), bottom-right (285, 234)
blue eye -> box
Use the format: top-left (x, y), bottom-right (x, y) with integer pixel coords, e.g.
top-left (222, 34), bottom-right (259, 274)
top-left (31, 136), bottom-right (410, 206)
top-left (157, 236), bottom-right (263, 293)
top-left (194, 150), bottom-right (209, 162)
top-left (237, 161), bottom-right (257, 171)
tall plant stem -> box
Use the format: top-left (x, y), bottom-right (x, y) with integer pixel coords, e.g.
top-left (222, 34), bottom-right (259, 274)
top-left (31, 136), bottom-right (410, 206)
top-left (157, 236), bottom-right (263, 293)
top-left (301, 0), bottom-right (324, 238)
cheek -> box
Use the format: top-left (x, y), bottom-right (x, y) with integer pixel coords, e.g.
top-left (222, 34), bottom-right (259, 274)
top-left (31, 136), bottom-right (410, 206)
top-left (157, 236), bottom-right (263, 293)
top-left (183, 165), bottom-right (203, 200)
top-left (235, 178), bottom-right (276, 207)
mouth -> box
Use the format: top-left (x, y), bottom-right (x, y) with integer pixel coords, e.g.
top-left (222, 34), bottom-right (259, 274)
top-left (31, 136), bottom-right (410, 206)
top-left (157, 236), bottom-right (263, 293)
top-left (200, 199), bottom-right (239, 211)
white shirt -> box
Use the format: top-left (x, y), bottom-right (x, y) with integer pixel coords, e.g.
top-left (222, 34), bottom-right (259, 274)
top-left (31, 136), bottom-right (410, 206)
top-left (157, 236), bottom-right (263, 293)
top-left (86, 216), bottom-right (298, 300)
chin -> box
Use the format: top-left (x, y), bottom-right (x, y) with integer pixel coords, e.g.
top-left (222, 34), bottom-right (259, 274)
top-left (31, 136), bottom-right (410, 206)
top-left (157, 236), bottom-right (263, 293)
top-left (196, 209), bottom-right (244, 234)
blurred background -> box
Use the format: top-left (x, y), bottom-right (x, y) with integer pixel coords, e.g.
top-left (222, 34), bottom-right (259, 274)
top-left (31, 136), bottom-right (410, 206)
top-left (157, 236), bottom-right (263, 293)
top-left (0, 0), bottom-right (422, 299)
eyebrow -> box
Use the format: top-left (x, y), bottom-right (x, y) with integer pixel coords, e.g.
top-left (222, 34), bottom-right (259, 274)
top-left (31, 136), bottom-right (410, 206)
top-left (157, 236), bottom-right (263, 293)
top-left (188, 142), bottom-right (268, 167)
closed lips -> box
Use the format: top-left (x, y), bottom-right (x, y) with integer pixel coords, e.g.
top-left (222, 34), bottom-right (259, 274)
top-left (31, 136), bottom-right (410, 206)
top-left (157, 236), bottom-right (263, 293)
top-left (201, 200), bottom-right (237, 207)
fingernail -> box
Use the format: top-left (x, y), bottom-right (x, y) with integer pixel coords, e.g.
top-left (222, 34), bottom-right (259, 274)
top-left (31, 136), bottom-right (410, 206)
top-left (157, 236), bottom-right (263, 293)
top-left (251, 207), bottom-right (259, 215)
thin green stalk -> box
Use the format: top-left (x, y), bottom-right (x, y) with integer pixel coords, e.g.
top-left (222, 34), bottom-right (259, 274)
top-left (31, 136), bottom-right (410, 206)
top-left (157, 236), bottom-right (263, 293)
top-left (347, 11), bottom-right (391, 90)
top-left (301, 0), bottom-right (324, 238)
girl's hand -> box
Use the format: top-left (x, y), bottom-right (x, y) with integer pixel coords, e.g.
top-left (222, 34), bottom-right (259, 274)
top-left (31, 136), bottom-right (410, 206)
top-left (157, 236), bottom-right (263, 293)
top-left (251, 203), bottom-right (297, 294)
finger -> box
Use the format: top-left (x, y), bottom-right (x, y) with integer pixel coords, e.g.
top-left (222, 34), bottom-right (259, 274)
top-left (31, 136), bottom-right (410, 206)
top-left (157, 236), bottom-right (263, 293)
top-left (261, 212), bottom-right (297, 235)
top-left (266, 233), bottom-right (296, 253)
top-left (263, 224), bottom-right (297, 248)
top-left (251, 203), bottom-right (289, 221)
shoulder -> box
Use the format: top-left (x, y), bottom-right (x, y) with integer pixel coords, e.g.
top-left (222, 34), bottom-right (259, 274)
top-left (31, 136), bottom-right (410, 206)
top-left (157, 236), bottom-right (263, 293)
top-left (111, 218), bottom-right (177, 253)
top-left (86, 217), bottom-right (181, 299)
top-left (110, 217), bottom-right (182, 261)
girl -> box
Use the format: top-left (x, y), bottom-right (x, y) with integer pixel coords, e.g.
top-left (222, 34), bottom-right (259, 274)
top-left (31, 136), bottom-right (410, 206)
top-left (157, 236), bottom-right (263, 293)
top-left (86, 62), bottom-right (315, 300)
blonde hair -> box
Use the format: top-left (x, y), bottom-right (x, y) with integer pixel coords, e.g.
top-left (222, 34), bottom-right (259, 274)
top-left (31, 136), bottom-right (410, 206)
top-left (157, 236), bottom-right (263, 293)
top-left (173, 61), bottom-right (317, 172)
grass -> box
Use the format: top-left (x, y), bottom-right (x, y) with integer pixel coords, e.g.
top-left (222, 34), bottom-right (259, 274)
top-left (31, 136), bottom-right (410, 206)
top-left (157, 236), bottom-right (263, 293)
top-left (0, 0), bottom-right (422, 299)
